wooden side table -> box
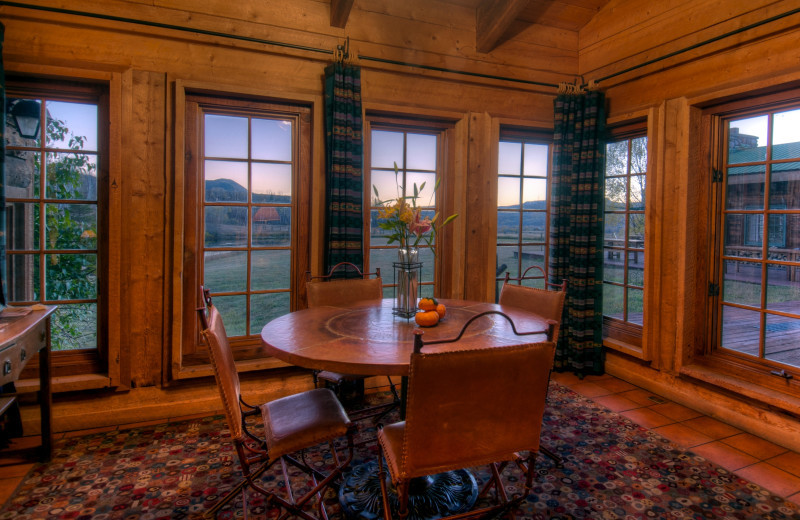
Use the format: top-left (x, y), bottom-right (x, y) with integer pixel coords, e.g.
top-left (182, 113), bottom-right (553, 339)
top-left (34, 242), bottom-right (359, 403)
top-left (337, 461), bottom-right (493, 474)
top-left (0, 306), bottom-right (56, 461)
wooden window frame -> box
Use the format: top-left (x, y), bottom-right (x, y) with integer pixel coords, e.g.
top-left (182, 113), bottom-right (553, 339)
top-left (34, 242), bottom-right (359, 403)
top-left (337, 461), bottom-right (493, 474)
top-left (172, 86), bottom-right (312, 381)
top-left (7, 76), bottom-right (111, 381)
top-left (494, 126), bottom-right (553, 301)
top-left (364, 114), bottom-right (456, 298)
top-left (602, 121), bottom-right (648, 351)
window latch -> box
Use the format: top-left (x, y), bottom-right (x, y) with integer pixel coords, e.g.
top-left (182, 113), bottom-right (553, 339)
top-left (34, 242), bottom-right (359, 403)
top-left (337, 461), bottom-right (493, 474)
top-left (770, 369), bottom-right (793, 380)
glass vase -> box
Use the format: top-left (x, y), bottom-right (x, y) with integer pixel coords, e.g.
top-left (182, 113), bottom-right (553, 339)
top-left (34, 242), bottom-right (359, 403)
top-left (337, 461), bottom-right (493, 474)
top-left (393, 247), bottom-right (421, 318)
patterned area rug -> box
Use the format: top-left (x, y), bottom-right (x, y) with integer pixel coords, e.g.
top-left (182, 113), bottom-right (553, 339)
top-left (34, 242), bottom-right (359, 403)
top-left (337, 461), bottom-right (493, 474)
top-left (1, 381), bottom-right (799, 520)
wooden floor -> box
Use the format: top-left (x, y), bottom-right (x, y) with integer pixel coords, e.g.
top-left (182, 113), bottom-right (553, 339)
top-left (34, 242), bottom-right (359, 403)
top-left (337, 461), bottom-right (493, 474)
top-left (1, 373), bottom-right (799, 510)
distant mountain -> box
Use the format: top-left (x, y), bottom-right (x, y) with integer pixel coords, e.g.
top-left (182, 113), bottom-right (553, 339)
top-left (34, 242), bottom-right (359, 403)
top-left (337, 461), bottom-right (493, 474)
top-left (205, 178), bottom-right (291, 203)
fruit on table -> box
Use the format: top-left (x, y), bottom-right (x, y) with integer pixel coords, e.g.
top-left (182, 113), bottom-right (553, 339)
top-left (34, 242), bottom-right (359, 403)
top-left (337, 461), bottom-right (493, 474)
top-left (435, 303), bottom-right (446, 319)
top-left (415, 310), bottom-right (440, 327)
top-left (418, 297), bottom-right (438, 311)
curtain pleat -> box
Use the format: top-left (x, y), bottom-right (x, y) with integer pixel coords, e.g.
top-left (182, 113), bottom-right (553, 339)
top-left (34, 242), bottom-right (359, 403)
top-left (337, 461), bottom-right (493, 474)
top-left (323, 63), bottom-right (364, 277)
top-left (549, 91), bottom-right (606, 375)
top-left (0, 23), bottom-right (7, 306)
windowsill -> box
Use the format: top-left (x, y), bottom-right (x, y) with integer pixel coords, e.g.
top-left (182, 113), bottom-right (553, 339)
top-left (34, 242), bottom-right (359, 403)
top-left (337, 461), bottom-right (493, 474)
top-left (680, 362), bottom-right (800, 413)
top-left (603, 337), bottom-right (646, 360)
top-left (16, 373), bottom-right (111, 394)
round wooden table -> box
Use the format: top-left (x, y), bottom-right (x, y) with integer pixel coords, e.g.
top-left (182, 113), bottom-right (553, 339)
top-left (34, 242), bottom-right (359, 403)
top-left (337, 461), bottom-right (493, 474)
top-left (260, 298), bottom-right (553, 519)
top-left (260, 298), bottom-right (552, 377)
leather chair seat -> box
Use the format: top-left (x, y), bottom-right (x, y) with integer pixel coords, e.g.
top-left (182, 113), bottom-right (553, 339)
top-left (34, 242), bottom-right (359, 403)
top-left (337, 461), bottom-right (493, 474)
top-left (317, 370), bottom-right (369, 384)
top-left (261, 388), bottom-right (351, 459)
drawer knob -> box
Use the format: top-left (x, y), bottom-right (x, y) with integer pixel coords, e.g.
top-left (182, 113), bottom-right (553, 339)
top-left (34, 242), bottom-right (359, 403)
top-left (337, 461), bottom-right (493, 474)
top-left (20, 348), bottom-right (26, 361)
top-left (2, 360), bottom-right (11, 376)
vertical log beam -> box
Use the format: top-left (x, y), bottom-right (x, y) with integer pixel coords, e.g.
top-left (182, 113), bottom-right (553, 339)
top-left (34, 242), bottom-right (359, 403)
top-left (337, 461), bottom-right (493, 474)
top-left (331, 0), bottom-right (355, 28)
top-left (476, 0), bottom-right (531, 53)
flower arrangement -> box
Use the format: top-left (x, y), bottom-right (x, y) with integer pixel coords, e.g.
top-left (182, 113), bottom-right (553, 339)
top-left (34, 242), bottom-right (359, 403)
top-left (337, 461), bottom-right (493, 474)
top-left (372, 163), bottom-right (458, 255)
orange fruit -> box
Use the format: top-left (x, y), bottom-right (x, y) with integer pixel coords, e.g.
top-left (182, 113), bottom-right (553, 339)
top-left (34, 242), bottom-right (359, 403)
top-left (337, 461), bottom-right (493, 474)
top-left (435, 303), bottom-right (446, 319)
top-left (414, 310), bottom-right (440, 327)
top-left (418, 297), bottom-right (438, 311)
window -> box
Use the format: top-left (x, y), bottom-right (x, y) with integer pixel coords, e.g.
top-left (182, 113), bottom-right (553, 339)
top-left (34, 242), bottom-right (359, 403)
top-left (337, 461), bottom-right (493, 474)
top-left (5, 79), bottom-right (107, 376)
top-left (178, 92), bottom-right (311, 372)
top-left (602, 128), bottom-right (647, 347)
top-left (366, 120), bottom-right (450, 298)
top-left (713, 100), bottom-right (800, 371)
top-left (495, 129), bottom-right (552, 299)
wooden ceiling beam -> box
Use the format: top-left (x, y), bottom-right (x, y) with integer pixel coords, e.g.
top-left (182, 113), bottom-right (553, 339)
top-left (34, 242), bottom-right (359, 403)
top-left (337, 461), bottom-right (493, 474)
top-left (330, 0), bottom-right (355, 28)
top-left (476, 0), bottom-right (531, 53)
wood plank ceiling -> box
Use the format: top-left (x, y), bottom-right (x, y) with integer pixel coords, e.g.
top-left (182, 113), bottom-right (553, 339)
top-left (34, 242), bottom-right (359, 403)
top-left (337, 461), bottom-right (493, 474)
top-left (329, 0), bottom-right (611, 52)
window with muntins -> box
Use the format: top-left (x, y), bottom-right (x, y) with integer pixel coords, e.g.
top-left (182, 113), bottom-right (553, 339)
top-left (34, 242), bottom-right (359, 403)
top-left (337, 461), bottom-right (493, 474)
top-left (603, 133), bottom-right (647, 332)
top-left (495, 129), bottom-right (552, 300)
top-left (5, 80), bottom-right (107, 376)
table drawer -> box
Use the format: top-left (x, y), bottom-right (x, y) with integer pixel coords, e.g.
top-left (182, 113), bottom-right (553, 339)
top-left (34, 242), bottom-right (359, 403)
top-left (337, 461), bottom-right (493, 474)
top-left (0, 321), bottom-right (45, 386)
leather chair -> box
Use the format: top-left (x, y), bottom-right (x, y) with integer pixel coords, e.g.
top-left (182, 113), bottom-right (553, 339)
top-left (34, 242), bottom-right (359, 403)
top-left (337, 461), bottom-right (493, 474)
top-left (499, 265), bottom-right (567, 343)
top-left (377, 311), bottom-right (556, 519)
top-left (306, 262), bottom-right (400, 416)
top-left (197, 287), bottom-right (355, 520)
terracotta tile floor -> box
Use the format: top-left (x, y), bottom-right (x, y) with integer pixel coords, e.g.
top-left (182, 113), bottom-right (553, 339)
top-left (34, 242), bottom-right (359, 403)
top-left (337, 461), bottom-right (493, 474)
top-left (1, 373), bottom-right (799, 509)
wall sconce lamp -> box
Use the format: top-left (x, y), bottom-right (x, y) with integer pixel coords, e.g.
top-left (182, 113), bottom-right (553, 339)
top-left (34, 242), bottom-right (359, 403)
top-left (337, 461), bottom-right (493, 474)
top-left (10, 99), bottom-right (41, 139)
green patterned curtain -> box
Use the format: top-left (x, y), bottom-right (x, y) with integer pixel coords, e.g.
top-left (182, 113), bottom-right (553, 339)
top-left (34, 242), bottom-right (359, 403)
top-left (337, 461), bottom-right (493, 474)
top-left (0, 23), bottom-right (7, 307)
top-left (549, 90), bottom-right (606, 375)
top-left (323, 62), bottom-right (363, 277)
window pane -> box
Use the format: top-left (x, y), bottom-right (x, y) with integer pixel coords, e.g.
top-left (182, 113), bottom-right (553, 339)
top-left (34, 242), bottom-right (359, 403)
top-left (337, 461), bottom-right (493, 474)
top-left (724, 215), bottom-right (762, 257)
top-left (720, 306), bottom-right (761, 356)
top-left (45, 153), bottom-right (97, 201)
top-left (406, 171), bottom-right (436, 206)
top-left (205, 206), bottom-right (247, 247)
top-left (604, 213), bottom-right (625, 241)
top-left (419, 247), bottom-right (434, 283)
top-left (8, 98), bottom-right (42, 146)
top-left (521, 212), bottom-right (545, 243)
top-left (522, 144), bottom-right (548, 176)
top-left (728, 115), bottom-right (767, 164)
top-left (603, 283), bottom-right (624, 320)
top-left (772, 108), bottom-right (800, 150)
top-left (498, 177), bottom-right (520, 208)
top-left (628, 214), bottom-right (645, 245)
top-left (726, 166), bottom-right (764, 211)
top-left (722, 264), bottom-right (762, 307)
top-left (520, 245), bottom-right (545, 276)
top-left (52, 303), bottom-right (97, 351)
top-left (628, 252), bottom-right (644, 287)
top-left (46, 254), bottom-right (97, 300)
top-left (604, 253), bottom-right (624, 283)
top-left (496, 245), bottom-right (518, 280)
top-left (252, 118), bottom-right (292, 161)
top-left (204, 251), bottom-right (247, 292)
top-left (605, 177), bottom-right (627, 207)
top-left (766, 272), bottom-right (800, 312)
top-left (371, 130), bottom-right (403, 168)
top-left (252, 163), bottom-right (291, 202)
top-left (627, 288), bottom-right (643, 325)
top-left (770, 162), bottom-right (800, 209)
top-left (370, 209), bottom-right (391, 246)
top-left (46, 101), bottom-right (97, 151)
top-left (497, 212), bottom-right (519, 243)
top-left (498, 141), bottom-right (521, 175)
top-left (372, 169), bottom-right (401, 203)
top-left (205, 114), bottom-right (247, 159)
top-left (605, 141), bottom-right (628, 176)
top-left (765, 315), bottom-right (800, 368)
top-left (45, 204), bottom-right (97, 250)
top-left (251, 207), bottom-right (291, 247)
top-left (214, 295), bottom-right (247, 337)
top-left (250, 292), bottom-right (290, 335)
top-left (5, 149), bottom-right (40, 198)
top-left (406, 134), bottom-right (437, 170)
top-left (205, 161), bottom-right (248, 202)
top-left (8, 203), bottom-right (40, 250)
top-left (629, 175), bottom-right (645, 210)
top-left (630, 137), bottom-right (647, 174)
top-left (522, 178), bottom-right (546, 205)
top-left (370, 248), bottom-right (396, 286)
top-left (6, 253), bottom-right (39, 301)
top-left (251, 250), bottom-right (291, 291)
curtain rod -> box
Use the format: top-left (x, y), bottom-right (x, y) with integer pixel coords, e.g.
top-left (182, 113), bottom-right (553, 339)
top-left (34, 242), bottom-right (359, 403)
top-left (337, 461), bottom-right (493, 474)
top-left (2, 2), bottom-right (799, 91)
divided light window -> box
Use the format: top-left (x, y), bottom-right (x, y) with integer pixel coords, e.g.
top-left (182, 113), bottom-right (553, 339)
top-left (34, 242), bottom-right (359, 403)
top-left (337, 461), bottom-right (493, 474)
top-left (5, 82), bottom-right (107, 374)
top-left (714, 101), bottom-right (800, 370)
top-left (182, 93), bottom-right (310, 366)
top-left (495, 130), bottom-right (552, 299)
top-left (367, 123), bottom-right (444, 298)
top-left (603, 131), bottom-right (647, 343)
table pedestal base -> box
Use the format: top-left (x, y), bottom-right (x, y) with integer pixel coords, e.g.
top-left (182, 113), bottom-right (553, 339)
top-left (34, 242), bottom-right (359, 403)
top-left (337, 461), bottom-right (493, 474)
top-left (339, 461), bottom-right (478, 519)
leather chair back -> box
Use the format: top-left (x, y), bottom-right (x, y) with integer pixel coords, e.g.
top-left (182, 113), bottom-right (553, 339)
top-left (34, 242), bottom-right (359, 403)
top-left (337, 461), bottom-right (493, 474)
top-left (307, 277), bottom-right (382, 308)
top-left (400, 341), bottom-right (555, 478)
top-left (499, 283), bottom-right (566, 342)
top-left (200, 304), bottom-right (245, 442)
